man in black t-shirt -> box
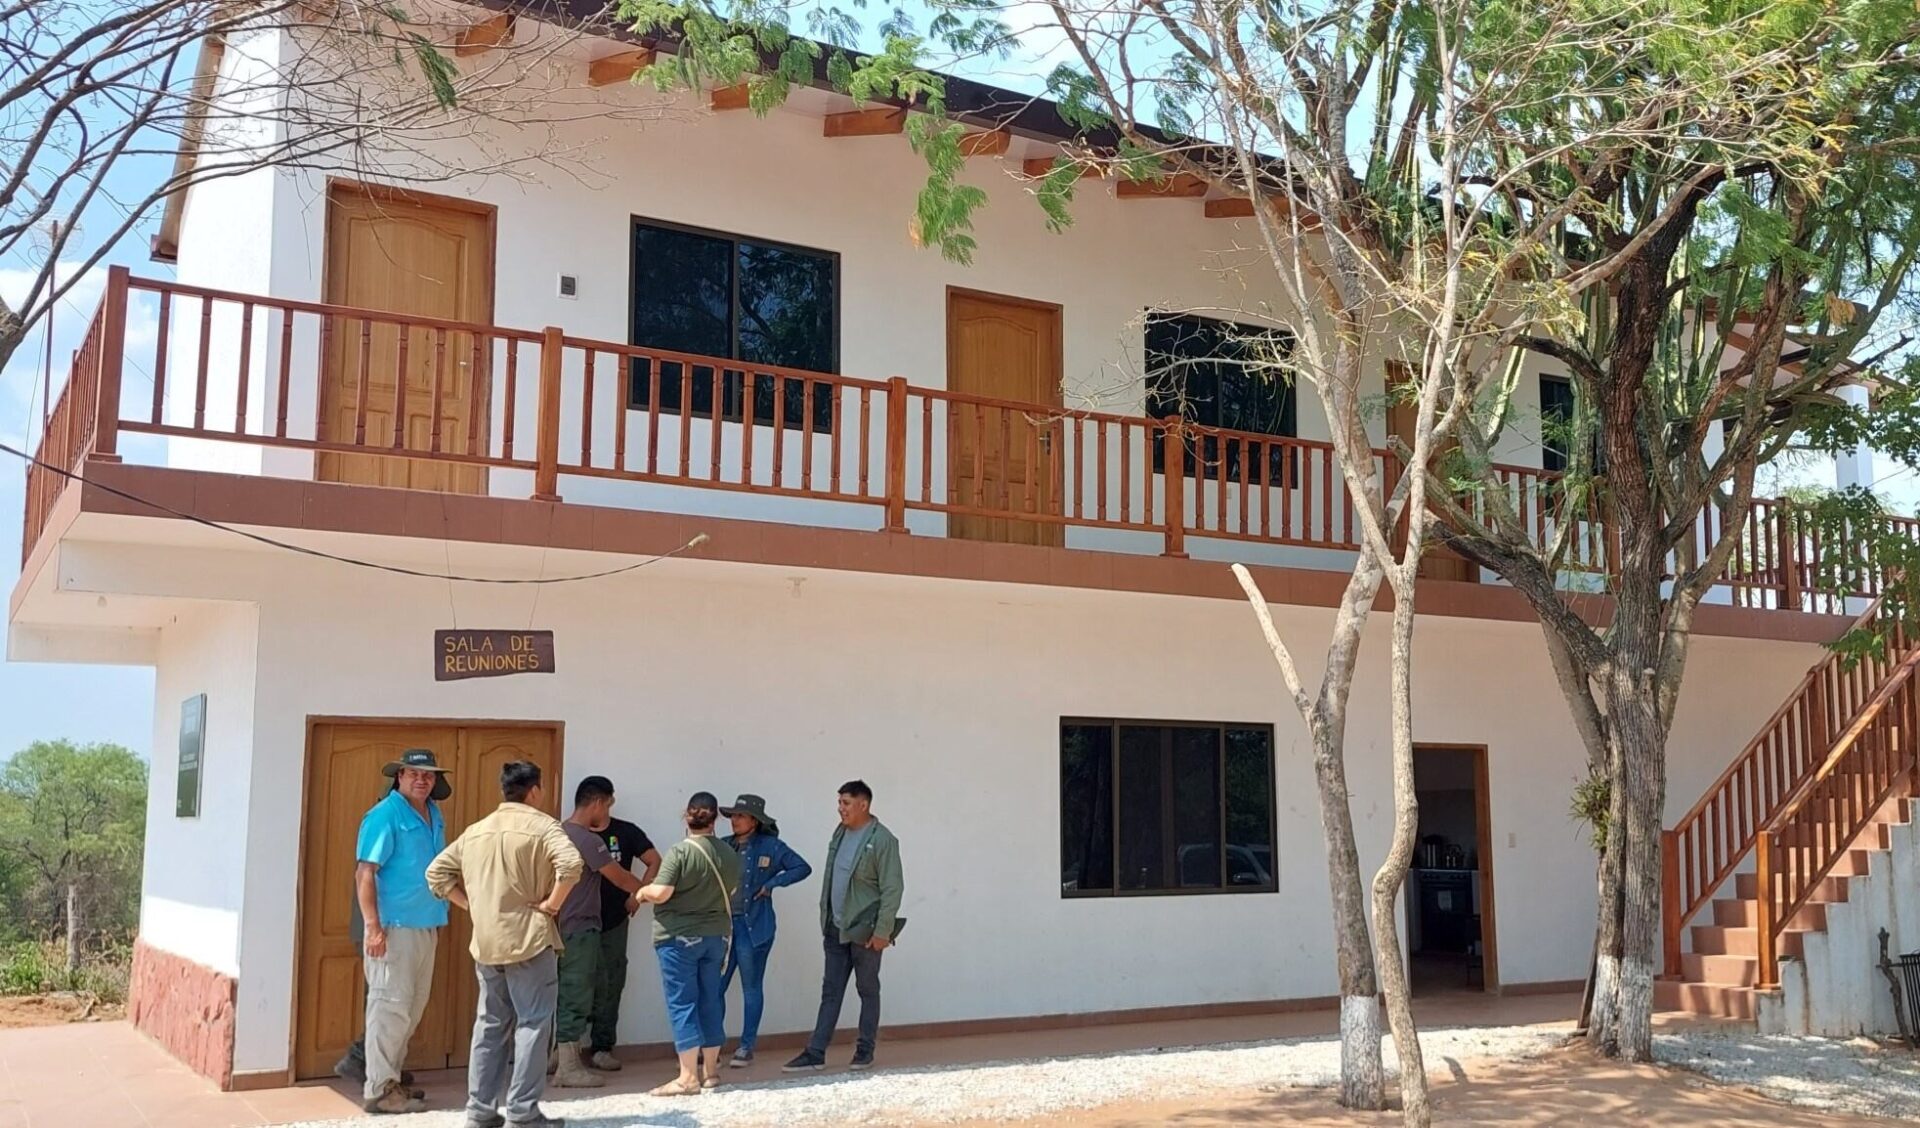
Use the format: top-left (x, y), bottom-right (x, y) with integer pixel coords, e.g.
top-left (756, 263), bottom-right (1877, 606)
top-left (584, 795), bottom-right (660, 1071)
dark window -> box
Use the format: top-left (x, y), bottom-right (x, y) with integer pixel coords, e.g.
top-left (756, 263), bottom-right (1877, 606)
top-left (1060, 719), bottom-right (1277, 896)
top-left (1539, 375), bottom-right (1575, 474)
top-left (1145, 312), bottom-right (1297, 483)
top-left (629, 219), bottom-right (837, 432)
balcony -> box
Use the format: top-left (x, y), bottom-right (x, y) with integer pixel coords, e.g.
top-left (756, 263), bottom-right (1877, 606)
top-left (18, 268), bottom-right (1907, 626)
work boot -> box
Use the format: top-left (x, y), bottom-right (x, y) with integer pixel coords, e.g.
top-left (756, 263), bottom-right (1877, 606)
top-left (586, 1049), bottom-right (623, 1071)
top-left (551, 1041), bottom-right (606, 1088)
top-left (463, 1113), bottom-right (506, 1128)
top-left (363, 1080), bottom-right (426, 1114)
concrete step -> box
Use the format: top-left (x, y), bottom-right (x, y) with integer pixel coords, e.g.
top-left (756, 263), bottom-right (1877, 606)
top-left (1734, 851), bottom-right (1871, 896)
top-left (1690, 923), bottom-right (1809, 959)
top-left (1655, 978), bottom-right (1756, 1021)
top-left (1712, 897), bottom-right (1829, 931)
top-left (1682, 951), bottom-right (1759, 987)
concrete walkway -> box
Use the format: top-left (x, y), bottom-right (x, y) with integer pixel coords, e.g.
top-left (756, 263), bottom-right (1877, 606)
top-left (0, 992), bottom-right (1890, 1127)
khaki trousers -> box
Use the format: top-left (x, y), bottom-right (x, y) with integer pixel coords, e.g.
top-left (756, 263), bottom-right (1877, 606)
top-left (362, 926), bottom-right (437, 1101)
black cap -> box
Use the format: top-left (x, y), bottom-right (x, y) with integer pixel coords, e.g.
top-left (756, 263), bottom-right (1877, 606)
top-left (687, 790), bottom-right (719, 812)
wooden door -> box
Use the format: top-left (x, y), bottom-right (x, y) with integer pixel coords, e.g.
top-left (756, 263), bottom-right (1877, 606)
top-left (439, 727), bottom-right (559, 1067)
top-left (1387, 394), bottom-right (1477, 583)
top-left (294, 723), bottom-right (460, 1080)
top-left (294, 722), bottom-right (562, 1080)
top-left (946, 289), bottom-right (1064, 546)
top-left (318, 184), bottom-right (493, 493)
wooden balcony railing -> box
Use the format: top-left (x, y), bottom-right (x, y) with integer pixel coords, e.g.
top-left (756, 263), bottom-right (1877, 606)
top-left (17, 268), bottom-right (1918, 616)
top-left (1661, 600), bottom-right (1918, 976)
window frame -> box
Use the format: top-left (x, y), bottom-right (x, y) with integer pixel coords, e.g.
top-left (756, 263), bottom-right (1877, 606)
top-left (1539, 374), bottom-right (1575, 474)
top-left (1059, 716), bottom-right (1279, 899)
top-left (1143, 310), bottom-right (1300, 484)
top-left (626, 214), bottom-right (842, 432)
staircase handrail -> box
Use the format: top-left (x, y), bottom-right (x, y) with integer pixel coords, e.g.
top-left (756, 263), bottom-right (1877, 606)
top-left (1661, 599), bottom-right (1912, 976)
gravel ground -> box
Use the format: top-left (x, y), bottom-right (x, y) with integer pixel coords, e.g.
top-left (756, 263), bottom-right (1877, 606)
top-left (1659, 1028), bottom-right (1920, 1121)
top-left (273, 1022), bottom-right (1566, 1128)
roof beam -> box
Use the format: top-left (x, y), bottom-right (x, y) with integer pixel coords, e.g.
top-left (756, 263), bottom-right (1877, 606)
top-left (454, 13), bottom-right (514, 57)
top-left (1116, 173), bottom-right (1208, 199)
top-left (1022, 157), bottom-right (1102, 178)
top-left (1206, 195), bottom-right (1324, 229)
top-left (824, 107), bottom-right (907, 137)
top-left (710, 83), bottom-right (751, 111)
top-left (587, 48), bottom-right (656, 88)
top-left (959, 130), bottom-right (1011, 157)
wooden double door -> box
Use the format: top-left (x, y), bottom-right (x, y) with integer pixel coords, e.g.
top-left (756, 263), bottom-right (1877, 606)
top-left (293, 722), bottom-right (561, 1080)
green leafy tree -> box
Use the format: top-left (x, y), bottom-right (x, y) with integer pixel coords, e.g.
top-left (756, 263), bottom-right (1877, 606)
top-left (0, 741), bottom-right (149, 971)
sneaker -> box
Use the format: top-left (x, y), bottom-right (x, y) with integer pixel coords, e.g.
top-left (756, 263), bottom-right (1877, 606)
top-left (782, 1050), bottom-right (826, 1072)
top-left (729, 1047), bottom-right (754, 1069)
top-left (504, 1116), bottom-right (566, 1127)
top-left (464, 1114), bottom-right (506, 1128)
top-left (586, 1050), bottom-right (623, 1072)
top-left (849, 1047), bottom-right (874, 1071)
top-left (364, 1081), bottom-right (426, 1115)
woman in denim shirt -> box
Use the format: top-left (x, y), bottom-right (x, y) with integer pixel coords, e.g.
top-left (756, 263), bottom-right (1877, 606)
top-left (718, 793), bottom-right (812, 1066)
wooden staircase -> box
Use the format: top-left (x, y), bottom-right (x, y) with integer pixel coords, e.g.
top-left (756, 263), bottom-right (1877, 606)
top-left (1659, 602), bottom-right (1920, 1022)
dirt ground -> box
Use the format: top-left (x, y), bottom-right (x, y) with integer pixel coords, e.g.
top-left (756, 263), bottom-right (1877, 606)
top-left (0, 992), bottom-right (125, 1028)
top-left (1004, 1042), bottom-right (1908, 1127)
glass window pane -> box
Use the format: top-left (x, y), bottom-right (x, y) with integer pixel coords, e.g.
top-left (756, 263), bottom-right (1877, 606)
top-left (1172, 728), bottom-right (1221, 888)
top-left (1060, 724), bottom-right (1114, 893)
top-left (738, 240), bottom-right (837, 432)
top-left (1116, 726), bottom-right (1167, 891)
top-left (1225, 728), bottom-right (1274, 888)
top-left (631, 224), bottom-right (732, 412)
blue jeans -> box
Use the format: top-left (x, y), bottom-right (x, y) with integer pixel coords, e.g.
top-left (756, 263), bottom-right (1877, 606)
top-left (654, 934), bottom-right (727, 1053)
top-left (720, 918), bottom-right (775, 1051)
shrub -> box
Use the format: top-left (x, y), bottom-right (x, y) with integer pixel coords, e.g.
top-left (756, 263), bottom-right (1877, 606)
top-left (0, 941), bottom-right (50, 995)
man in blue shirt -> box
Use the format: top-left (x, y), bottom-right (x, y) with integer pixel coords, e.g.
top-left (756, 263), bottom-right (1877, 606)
top-left (355, 749), bottom-right (450, 1114)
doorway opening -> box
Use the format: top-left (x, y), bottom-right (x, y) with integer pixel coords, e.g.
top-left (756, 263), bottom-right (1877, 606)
top-left (1406, 744), bottom-right (1498, 995)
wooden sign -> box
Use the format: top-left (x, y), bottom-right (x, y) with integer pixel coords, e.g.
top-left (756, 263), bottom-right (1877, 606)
top-left (436, 630), bottom-right (556, 681)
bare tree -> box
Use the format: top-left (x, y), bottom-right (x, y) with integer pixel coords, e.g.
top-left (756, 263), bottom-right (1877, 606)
top-left (1, 0), bottom-right (673, 377)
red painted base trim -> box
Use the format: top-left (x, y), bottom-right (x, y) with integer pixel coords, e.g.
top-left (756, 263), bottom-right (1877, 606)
top-left (129, 938), bottom-right (237, 1089)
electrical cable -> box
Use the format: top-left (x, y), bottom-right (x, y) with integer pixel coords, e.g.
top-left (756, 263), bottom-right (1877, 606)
top-left (0, 438), bottom-right (710, 584)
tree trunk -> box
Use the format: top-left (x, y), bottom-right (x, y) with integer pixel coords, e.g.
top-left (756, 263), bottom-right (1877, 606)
top-left (1313, 719), bottom-right (1388, 1109)
top-left (1372, 587), bottom-right (1430, 1126)
top-left (1606, 670), bottom-right (1666, 1062)
top-left (65, 882), bottom-right (81, 974)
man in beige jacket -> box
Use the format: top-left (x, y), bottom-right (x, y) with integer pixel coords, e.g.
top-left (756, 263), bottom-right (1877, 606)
top-left (427, 761), bottom-right (583, 1128)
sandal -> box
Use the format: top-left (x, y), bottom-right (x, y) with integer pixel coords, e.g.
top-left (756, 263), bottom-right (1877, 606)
top-left (701, 1076), bottom-right (722, 1091)
top-left (648, 1078), bottom-right (701, 1097)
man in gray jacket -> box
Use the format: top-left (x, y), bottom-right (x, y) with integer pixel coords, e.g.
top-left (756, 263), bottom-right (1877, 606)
top-left (784, 780), bottom-right (904, 1073)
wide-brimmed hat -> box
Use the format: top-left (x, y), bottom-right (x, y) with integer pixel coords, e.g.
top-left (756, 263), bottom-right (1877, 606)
top-left (720, 793), bottom-right (778, 837)
top-left (384, 748), bottom-right (452, 802)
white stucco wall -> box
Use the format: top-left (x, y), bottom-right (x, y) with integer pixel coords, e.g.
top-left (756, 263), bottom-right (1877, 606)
top-left (55, 531), bottom-right (1817, 1071)
top-left (138, 599), bottom-right (261, 980)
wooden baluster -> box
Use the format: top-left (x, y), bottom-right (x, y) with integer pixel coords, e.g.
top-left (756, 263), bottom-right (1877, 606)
top-left (467, 335), bottom-right (485, 457)
top-left (1782, 507), bottom-right (1803, 613)
top-left (709, 364), bottom-right (724, 482)
top-left (152, 290), bottom-right (171, 427)
top-left (646, 361), bottom-right (661, 476)
top-left (920, 393), bottom-right (933, 504)
top-left (614, 356), bottom-right (629, 473)
top-left (769, 373), bottom-right (784, 488)
top-left (858, 386), bottom-right (872, 496)
top-left (233, 302), bottom-right (253, 436)
top-left (314, 312), bottom-right (330, 443)
top-left (829, 385), bottom-right (842, 494)
top-left (677, 364), bottom-right (694, 478)
top-left (92, 266), bottom-right (129, 460)
top-left (368, 320), bottom-right (385, 447)
top-left (1073, 418), bottom-right (1085, 521)
top-left (533, 326), bottom-right (563, 501)
top-left (431, 327), bottom-right (448, 454)
top-left (803, 379), bottom-right (818, 492)
top-left (194, 298), bottom-right (213, 430)
top-left (740, 373), bottom-right (757, 487)
top-left (882, 378), bottom-right (908, 532)
top-left (275, 308), bottom-right (293, 439)
top-left (503, 342), bottom-right (520, 460)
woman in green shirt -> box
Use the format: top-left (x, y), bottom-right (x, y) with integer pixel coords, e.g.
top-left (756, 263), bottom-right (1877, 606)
top-left (634, 791), bottom-right (743, 1095)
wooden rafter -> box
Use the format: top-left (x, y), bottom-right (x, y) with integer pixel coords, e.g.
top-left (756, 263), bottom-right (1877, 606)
top-left (454, 13), bottom-right (513, 57)
top-left (587, 48), bottom-right (656, 88)
top-left (710, 83), bottom-right (752, 111)
top-left (959, 130), bottom-right (1011, 157)
top-left (1206, 194), bottom-right (1323, 229)
top-left (824, 107), bottom-right (907, 137)
top-left (1021, 157), bottom-right (1101, 179)
top-left (1116, 173), bottom-right (1209, 199)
